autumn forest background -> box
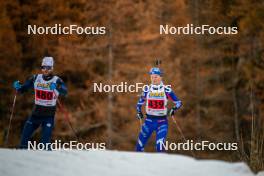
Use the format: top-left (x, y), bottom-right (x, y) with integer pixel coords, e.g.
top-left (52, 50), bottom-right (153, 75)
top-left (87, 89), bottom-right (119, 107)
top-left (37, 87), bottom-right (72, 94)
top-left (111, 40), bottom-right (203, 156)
top-left (0, 0), bottom-right (263, 172)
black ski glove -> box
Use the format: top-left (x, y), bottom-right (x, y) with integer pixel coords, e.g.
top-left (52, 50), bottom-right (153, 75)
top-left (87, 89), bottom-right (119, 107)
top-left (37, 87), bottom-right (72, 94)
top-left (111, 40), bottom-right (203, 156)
top-left (137, 112), bottom-right (144, 119)
top-left (169, 107), bottom-right (177, 117)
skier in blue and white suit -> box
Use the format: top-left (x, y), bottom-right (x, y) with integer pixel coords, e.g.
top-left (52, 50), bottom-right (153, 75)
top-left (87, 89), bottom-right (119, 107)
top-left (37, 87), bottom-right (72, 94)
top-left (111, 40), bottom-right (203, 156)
top-left (136, 67), bottom-right (182, 152)
top-left (13, 56), bottom-right (67, 149)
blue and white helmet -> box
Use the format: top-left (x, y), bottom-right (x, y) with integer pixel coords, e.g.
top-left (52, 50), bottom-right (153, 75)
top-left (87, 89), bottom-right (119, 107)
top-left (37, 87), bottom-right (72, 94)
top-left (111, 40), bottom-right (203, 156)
top-left (149, 67), bottom-right (162, 76)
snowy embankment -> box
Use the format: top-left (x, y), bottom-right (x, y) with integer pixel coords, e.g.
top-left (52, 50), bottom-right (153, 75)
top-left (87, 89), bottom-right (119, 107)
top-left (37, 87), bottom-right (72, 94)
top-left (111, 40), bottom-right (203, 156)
top-left (0, 148), bottom-right (262, 176)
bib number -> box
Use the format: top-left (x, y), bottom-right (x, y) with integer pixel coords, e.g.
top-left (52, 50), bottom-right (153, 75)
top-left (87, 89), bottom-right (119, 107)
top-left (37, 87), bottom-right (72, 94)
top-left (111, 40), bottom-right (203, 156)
top-left (148, 99), bottom-right (164, 109)
top-left (35, 90), bottom-right (53, 100)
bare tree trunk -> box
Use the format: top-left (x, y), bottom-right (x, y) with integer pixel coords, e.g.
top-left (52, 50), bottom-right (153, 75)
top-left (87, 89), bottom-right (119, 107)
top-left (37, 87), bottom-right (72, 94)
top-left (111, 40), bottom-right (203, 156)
top-left (194, 0), bottom-right (202, 141)
top-left (107, 16), bottom-right (113, 149)
top-left (232, 81), bottom-right (240, 143)
top-left (249, 83), bottom-right (257, 170)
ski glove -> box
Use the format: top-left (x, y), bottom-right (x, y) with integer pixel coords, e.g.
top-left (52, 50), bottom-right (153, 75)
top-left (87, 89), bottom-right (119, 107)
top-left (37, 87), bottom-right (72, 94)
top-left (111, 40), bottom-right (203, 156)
top-left (175, 101), bottom-right (182, 109)
top-left (49, 83), bottom-right (57, 90)
top-left (169, 107), bottom-right (176, 116)
top-left (13, 81), bottom-right (21, 90)
top-left (137, 112), bottom-right (144, 119)
top-left (169, 107), bottom-right (182, 116)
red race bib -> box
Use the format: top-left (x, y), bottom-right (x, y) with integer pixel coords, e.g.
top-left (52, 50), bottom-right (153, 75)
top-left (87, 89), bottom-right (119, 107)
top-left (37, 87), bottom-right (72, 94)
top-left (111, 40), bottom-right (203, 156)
top-left (35, 89), bottom-right (53, 100)
top-left (147, 99), bottom-right (165, 109)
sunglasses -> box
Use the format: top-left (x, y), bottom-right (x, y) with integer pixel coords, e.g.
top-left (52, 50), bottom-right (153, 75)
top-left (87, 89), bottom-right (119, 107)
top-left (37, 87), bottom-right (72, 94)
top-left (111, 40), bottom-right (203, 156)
top-left (41, 66), bottom-right (53, 70)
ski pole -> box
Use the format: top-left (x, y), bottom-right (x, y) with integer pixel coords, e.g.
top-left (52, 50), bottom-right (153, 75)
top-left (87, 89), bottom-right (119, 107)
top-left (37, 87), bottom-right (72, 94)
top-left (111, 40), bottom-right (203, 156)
top-left (53, 90), bottom-right (79, 140)
top-left (171, 115), bottom-right (196, 157)
top-left (171, 115), bottom-right (187, 142)
top-left (5, 90), bottom-right (18, 146)
top-left (139, 118), bottom-right (142, 126)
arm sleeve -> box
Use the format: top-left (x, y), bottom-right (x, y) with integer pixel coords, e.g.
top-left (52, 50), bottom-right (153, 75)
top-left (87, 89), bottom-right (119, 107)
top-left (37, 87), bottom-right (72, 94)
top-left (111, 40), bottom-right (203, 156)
top-left (18, 75), bottom-right (36, 93)
top-left (166, 89), bottom-right (182, 109)
top-left (56, 78), bottom-right (68, 96)
top-left (136, 90), bottom-right (147, 113)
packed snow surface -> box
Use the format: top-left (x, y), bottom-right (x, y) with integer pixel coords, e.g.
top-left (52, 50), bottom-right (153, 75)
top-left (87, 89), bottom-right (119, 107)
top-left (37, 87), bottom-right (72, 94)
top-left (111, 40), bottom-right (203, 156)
top-left (0, 148), bottom-right (260, 176)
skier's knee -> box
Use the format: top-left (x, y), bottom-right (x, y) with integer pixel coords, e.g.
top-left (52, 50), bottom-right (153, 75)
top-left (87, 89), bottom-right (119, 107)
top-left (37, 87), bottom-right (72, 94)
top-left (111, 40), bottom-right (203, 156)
top-left (136, 139), bottom-right (144, 152)
top-left (156, 138), bottom-right (166, 152)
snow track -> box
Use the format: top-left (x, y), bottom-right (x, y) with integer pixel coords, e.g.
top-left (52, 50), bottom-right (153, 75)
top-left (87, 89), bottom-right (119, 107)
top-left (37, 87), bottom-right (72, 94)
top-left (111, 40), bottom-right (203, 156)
top-left (0, 149), bottom-right (259, 176)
